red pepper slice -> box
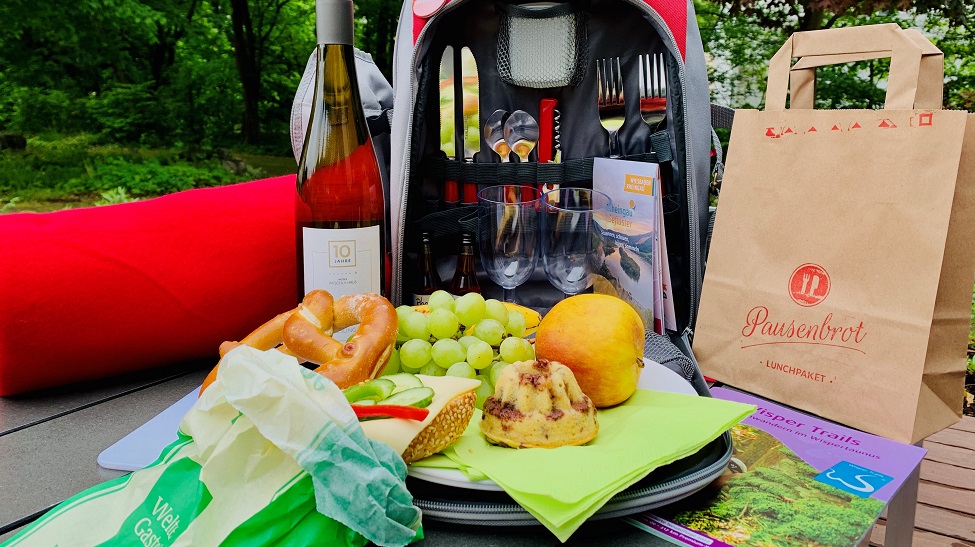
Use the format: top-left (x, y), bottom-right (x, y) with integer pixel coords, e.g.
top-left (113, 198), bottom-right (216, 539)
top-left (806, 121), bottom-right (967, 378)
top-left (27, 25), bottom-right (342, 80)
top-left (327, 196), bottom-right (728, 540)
top-left (351, 404), bottom-right (430, 421)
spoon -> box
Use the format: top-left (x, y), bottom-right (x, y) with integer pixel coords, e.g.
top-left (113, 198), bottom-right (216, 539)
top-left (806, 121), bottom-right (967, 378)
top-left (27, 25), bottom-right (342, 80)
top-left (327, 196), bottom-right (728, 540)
top-left (484, 109), bottom-right (510, 162)
top-left (503, 110), bottom-right (539, 163)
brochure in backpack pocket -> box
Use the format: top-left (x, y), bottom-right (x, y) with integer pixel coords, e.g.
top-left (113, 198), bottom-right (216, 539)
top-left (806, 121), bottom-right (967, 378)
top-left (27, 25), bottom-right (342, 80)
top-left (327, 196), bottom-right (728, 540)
top-left (592, 157), bottom-right (664, 333)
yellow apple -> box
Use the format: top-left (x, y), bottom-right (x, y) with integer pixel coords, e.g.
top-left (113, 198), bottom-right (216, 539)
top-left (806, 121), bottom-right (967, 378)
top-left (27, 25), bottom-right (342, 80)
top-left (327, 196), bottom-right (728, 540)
top-left (534, 294), bottom-right (645, 407)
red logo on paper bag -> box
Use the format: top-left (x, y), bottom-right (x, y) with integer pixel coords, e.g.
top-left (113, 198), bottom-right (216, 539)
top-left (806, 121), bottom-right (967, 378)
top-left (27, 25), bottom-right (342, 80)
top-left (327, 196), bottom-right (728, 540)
top-left (913, 112), bottom-right (934, 127)
top-left (789, 263), bottom-right (830, 307)
top-left (740, 263), bottom-right (866, 357)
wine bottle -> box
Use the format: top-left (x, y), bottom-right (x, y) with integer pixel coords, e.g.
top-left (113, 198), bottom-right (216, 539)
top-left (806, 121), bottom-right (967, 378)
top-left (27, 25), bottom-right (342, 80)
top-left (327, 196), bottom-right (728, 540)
top-left (295, 0), bottom-right (389, 301)
top-left (448, 233), bottom-right (481, 296)
top-left (413, 232), bottom-right (442, 305)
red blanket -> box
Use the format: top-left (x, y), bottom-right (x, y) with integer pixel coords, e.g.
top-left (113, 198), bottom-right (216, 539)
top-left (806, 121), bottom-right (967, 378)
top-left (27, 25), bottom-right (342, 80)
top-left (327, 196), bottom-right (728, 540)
top-left (0, 176), bottom-right (298, 395)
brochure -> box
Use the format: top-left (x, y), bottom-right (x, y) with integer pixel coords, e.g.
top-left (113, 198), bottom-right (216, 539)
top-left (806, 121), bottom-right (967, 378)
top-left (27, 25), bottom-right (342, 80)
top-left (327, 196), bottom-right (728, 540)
top-left (591, 157), bottom-right (664, 333)
top-left (626, 387), bottom-right (927, 546)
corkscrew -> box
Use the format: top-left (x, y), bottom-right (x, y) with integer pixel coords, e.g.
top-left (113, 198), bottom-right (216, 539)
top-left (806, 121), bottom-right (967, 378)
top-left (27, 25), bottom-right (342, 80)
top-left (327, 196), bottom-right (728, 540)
top-left (552, 107), bottom-right (562, 163)
top-left (538, 98), bottom-right (561, 196)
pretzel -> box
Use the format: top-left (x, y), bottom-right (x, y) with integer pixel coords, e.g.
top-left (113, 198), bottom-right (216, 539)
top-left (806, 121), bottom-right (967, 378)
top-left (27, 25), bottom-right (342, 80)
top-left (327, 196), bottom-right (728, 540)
top-left (199, 290), bottom-right (397, 393)
top-left (218, 308), bottom-right (299, 357)
top-left (284, 291), bottom-right (398, 388)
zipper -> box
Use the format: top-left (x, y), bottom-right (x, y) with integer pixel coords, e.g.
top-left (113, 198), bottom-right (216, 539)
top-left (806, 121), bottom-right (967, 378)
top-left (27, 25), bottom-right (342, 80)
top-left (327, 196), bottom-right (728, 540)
top-left (396, 0), bottom-right (703, 323)
top-left (412, 433), bottom-right (732, 521)
top-left (629, 2), bottom-right (701, 331)
top-left (394, 1), bottom-right (466, 305)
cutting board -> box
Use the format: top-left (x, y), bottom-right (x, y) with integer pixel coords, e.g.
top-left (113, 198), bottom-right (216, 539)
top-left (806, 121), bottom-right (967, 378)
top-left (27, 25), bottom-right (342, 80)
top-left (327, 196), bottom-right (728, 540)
top-left (97, 388), bottom-right (199, 471)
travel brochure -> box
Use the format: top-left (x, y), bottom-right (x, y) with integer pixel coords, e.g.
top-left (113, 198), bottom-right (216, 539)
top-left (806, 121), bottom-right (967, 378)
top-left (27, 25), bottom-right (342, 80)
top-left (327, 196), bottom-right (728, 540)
top-left (592, 157), bottom-right (676, 334)
top-left (625, 387), bottom-right (928, 546)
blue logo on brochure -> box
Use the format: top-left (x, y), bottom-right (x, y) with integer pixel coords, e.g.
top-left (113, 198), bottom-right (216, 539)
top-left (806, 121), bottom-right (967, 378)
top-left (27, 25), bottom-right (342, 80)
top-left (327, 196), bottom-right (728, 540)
top-left (815, 461), bottom-right (893, 498)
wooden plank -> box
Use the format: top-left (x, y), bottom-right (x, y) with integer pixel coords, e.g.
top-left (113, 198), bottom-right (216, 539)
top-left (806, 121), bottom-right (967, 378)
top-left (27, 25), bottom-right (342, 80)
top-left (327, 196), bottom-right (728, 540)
top-left (921, 460), bottom-right (975, 490)
top-left (949, 417), bottom-right (975, 434)
top-left (913, 503), bottom-right (975, 542)
top-left (926, 427), bottom-right (975, 450)
top-left (923, 441), bottom-right (975, 470)
top-left (916, 481), bottom-right (975, 516)
top-left (869, 521), bottom-right (975, 546)
top-left (867, 520), bottom-right (975, 547)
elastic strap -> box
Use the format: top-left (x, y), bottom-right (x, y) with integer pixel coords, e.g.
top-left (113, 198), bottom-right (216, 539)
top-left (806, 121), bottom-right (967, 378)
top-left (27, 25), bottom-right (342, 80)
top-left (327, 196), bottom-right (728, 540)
top-left (420, 152), bottom-right (660, 186)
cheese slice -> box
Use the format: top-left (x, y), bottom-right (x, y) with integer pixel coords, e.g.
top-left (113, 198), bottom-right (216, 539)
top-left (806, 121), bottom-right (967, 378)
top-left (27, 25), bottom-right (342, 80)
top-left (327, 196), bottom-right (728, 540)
top-left (360, 375), bottom-right (480, 454)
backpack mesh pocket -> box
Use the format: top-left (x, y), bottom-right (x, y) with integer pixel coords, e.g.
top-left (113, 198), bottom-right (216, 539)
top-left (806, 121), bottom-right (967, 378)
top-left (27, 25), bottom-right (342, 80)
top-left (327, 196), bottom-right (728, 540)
top-left (497, 1), bottom-right (589, 88)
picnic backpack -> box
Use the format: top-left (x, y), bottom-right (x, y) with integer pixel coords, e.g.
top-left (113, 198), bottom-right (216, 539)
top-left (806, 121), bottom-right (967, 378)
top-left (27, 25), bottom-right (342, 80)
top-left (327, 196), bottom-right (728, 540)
top-left (386, 0), bottom-right (714, 331)
top-left (377, 0), bottom-right (733, 521)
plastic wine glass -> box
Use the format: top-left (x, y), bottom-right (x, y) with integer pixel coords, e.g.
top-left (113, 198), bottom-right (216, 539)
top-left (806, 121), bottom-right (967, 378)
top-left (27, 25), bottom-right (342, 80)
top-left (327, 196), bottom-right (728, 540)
top-left (540, 187), bottom-right (612, 298)
top-left (477, 185), bottom-right (541, 303)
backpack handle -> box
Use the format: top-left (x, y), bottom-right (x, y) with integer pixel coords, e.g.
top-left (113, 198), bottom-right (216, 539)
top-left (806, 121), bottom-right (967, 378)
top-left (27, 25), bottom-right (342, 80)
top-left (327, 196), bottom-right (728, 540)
top-left (764, 24), bottom-right (941, 111)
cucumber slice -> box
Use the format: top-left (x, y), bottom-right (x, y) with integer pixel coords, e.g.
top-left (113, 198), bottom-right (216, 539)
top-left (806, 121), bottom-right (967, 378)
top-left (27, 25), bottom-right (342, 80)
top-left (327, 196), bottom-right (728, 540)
top-left (383, 373), bottom-right (424, 394)
top-left (343, 378), bottom-right (395, 403)
top-left (380, 387), bottom-right (435, 408)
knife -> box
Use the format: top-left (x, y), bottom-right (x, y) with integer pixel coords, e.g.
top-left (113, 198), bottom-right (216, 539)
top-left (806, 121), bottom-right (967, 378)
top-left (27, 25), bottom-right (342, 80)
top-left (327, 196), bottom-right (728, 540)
top-left (439, 45), bottom-right (460, 209)
top-left (460, 47), bottom-right (480, 204)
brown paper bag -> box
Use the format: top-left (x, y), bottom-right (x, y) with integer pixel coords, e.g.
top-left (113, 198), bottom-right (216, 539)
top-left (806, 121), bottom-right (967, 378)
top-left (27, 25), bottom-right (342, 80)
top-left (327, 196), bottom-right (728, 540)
top-left (694, 24), bottom-right (975, 443)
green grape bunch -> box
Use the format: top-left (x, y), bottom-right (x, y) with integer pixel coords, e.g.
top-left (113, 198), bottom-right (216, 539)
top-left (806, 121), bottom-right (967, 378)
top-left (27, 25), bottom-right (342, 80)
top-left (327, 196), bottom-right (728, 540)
top-left (382, 290), bottom-right (536, 409)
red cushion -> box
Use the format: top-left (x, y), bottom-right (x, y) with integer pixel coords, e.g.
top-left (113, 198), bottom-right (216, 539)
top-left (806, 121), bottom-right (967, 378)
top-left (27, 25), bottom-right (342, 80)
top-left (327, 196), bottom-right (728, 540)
top-left (0, 176), bottom-right (298, 395)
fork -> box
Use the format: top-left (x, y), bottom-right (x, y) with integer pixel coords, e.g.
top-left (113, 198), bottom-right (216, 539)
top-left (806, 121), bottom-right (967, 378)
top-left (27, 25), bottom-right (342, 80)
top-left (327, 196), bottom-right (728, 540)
top-left (638, 52), bottom-right (668, 133)
top-left (596, 57), bottom-right (625, 157)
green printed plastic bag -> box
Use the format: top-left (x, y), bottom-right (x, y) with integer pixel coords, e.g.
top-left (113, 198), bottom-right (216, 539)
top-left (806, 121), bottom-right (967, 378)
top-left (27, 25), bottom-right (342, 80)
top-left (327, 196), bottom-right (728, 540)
top-left (4, 347), bottom-right (422, 547)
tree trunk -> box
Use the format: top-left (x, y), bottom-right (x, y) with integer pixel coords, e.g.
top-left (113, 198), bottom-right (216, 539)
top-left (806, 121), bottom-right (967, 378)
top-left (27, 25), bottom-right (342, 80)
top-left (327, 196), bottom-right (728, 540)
top-left (229, 0), bottom-right (261, 146)
top-left (148, 0), bottom-right (198, 89)
top-left (799, 1), bottom-right (825, 31)
top-left (373, 8), bottom-right (392, 81)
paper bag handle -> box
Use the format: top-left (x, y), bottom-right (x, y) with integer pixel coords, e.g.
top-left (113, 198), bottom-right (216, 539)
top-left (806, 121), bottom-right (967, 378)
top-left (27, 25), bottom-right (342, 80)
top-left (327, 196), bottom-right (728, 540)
top-left (765, 24), bottom-right (942, 111)
top-left (788, 29), bottom-right (943, 110)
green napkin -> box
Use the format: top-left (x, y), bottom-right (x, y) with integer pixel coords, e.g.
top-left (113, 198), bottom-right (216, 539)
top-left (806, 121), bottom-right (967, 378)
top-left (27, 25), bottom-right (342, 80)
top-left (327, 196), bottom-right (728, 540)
top-left (417, 389), bottom-right (754, 542)
top-left (410, 454), bottom-right (488, 481)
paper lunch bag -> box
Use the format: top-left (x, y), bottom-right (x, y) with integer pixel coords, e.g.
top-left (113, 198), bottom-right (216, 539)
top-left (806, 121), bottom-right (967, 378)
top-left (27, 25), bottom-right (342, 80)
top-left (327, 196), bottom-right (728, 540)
top-left (694, 24), bottom-right (975, 444)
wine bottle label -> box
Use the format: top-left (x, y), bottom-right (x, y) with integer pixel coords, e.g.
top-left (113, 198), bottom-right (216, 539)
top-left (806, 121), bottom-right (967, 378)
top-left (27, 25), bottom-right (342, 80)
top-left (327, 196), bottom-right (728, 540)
top-left (413, 294), bottom-right (431, 306)
top-left (303, 225), bottom-right (381, 297)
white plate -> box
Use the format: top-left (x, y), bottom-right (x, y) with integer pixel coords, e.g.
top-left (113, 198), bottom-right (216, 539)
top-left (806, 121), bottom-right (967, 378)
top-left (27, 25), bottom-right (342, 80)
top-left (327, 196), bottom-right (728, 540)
top-left (406, 360), bottom-right (697, 491)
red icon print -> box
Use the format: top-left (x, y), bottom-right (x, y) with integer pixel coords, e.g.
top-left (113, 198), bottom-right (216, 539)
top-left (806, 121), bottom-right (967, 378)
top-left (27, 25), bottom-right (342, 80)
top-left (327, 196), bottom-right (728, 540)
top-left (831, 125), bottom-right (841, 131)
top-left (807, 126), bottom-right (818, 133)
top-left (766, 127), bottom-right (778, 138)
top-left (789, 263), bottom-right (830, 307)
top-left (879, 119), bottom-right (897, 129)
top-left (919, 113), bottom-right (933, 126)
top-left (850, 122), bottom-right (862, 130)
top-left (783, 127), bottom-right (795, 135)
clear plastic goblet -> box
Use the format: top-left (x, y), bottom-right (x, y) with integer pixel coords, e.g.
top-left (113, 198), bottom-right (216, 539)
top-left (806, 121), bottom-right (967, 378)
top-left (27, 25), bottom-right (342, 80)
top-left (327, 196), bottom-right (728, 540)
top-left (476, 185), bottom-right (541, 303)
top-left (540, 187), bottom-right (611, 298)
